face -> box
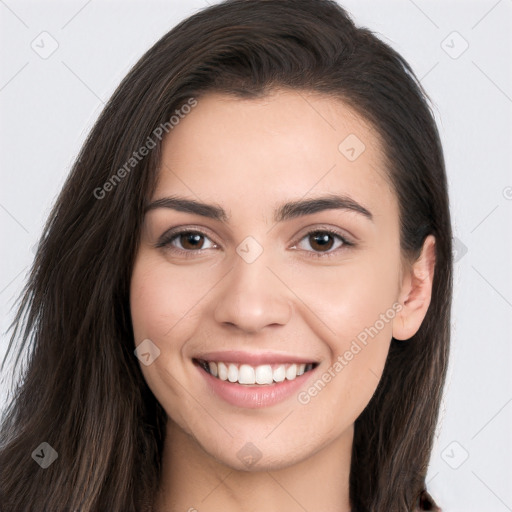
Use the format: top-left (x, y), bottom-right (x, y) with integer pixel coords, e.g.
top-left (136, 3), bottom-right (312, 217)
top-left (130, 89), bottom-right (405, 471)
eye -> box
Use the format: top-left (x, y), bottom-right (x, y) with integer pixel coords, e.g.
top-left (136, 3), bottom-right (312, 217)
top-left (156, 229), bottom-right (217, 256)
top-left (155, 226), bottom-right (354, 259)
top-left (291, 228), bottom-right (354, 258)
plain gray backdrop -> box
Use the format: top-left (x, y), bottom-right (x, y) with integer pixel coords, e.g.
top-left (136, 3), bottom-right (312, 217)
top-left (1, 1), bottom-right (511, 510)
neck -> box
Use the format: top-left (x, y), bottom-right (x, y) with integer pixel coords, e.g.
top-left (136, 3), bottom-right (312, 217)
top-left (153, 418), bottom-right (353, 512)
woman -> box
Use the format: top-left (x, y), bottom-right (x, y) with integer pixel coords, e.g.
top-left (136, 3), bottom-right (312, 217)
top-left (0, 0), bottom-right (451, 510)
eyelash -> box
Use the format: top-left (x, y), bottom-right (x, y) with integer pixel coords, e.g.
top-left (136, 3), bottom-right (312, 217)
top-left (155, 226), bottom-right (355, 259)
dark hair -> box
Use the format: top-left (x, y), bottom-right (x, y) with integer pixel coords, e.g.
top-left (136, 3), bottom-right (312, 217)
top-left (0, 0), bottom-right (452, 510)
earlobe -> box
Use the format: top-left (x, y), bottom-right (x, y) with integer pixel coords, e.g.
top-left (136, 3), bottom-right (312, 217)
top-left (392, 235), bottom-right (436, 341)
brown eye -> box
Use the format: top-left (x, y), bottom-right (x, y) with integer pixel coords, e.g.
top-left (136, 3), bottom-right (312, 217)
top-left (178, 232), bottom-right (206, 250)
top-left (157, 229), bottom-right (216, 254)
top-left (292, 229), bottom-right (353, 258)
top-left (308, 231), bottom-right (336, 252)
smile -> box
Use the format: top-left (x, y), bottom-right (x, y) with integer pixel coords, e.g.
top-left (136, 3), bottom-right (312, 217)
top-left (194, 359), bottom-right (318, 385)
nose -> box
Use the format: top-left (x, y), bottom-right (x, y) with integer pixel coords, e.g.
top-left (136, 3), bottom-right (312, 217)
top-left (213, 245), bottom-right (292, 334)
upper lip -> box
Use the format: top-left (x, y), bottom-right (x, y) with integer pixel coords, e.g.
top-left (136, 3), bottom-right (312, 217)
top-left (193, 351), bottom-right (319, 366)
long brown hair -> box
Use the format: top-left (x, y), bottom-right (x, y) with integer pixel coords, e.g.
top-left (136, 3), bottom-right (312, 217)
top-left (0, 1), bottom-right (452, 510)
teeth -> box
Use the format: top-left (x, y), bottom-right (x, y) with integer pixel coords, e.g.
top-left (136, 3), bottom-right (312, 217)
top-left (273, 365), bottom-right (286, 382)
top-left (217, 362), bottom-right (228, 380)
top-left (255, 365), bottom-right (273, 384)
top-left (285, 364), bottom-right (297, 380)
top-left (202, 361), bottom-right (315, 385)
top-left (239, 364), bottom-right (256, 384)
top-left (227, 363), bottom-right (238, 383)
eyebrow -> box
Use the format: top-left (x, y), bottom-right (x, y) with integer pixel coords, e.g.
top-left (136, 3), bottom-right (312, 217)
top-left (144, 193), bottom-right (373, 223)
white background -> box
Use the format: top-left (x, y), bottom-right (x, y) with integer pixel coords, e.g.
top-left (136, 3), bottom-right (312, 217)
top-left (1, 1), bottom-right (511, 510)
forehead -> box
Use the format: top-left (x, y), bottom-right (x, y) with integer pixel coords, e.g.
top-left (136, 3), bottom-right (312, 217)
top-left (156, 89), bottom-right (396, 220)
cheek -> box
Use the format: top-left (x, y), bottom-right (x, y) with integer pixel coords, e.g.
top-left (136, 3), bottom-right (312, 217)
top-left (289, 250), bottom-right (400, 342)
top-left (129, 254), bottom-right (208, 428)
top-left (130, 254), bottom-right (211, 341)
top-left (289, 252), bottom-right (399, 410)
top-left (129, 252), bottom-right (220, 404)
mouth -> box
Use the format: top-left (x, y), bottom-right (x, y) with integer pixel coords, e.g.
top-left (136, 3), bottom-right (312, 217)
top-left (193, 358), bottom-right (319, 386)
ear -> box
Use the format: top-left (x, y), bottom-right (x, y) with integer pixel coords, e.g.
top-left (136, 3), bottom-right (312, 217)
top-left (392, 235), bottom-right (436, 341)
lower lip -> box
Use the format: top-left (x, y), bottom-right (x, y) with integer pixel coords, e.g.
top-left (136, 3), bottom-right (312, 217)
top-left (195, 362), bottom-right (318, 409)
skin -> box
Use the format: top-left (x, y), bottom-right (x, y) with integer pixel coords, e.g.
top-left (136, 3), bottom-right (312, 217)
top-left (130, 89), bottom-right (436, 512)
